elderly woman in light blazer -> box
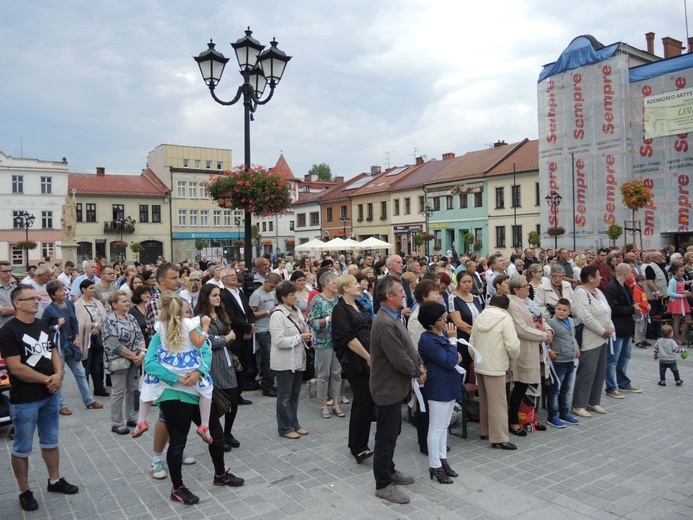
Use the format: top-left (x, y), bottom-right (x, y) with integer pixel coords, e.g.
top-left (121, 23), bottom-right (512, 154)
top-left (570, 265), bottom-right (615, 418)
top-left (507, 275), bottom-right (553, 436)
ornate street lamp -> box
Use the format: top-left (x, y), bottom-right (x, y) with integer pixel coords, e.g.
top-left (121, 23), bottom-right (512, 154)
top-left (420, 204), bottom-right (435, 258)
top-left (195, 28), bottom-right (291, 292)
top-left (14, 211), bottom-right (36, 270)
top-left (545, 190), bottom-right (563, 251)
top-left (255, 234), bottom-right (263, 258)
top-left (339, 216), bottom-right (351, 238)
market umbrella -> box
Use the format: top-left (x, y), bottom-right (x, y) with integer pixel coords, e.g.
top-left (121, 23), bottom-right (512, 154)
top-left (294, 238), bottom-right (328, 251)
top-left (358, 236), bottom-right (394, 249)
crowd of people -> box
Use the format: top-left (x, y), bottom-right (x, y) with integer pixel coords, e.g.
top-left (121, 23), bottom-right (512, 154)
top-left (0, 242), bottom-right (689, 509)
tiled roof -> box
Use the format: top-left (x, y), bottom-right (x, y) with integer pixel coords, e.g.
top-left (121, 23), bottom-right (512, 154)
top-left (293, 190), bottom-right (324, 206)
top-left (431, 140), bottom-right (528, 183)
top-left (485, 139), bottom-right (538, 176)
top-left (271, 153), bottom-right (296, 181)
top-left (390, 157), bottom-right (458, 191)
top-left (318, 172), bottom-right (372, 202)
top-left (69, 170), bottom-right (170, 196)
top-left (350, 164), bottom-right (421, 196)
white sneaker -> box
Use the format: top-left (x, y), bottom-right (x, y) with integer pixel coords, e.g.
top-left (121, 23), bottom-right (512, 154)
top-left (150, 460), bottom-right (167, 479)
top-left (182, 452), bottom-right (196, 465)
top-left (340, 397), bottom-right (350, 404)
top-left (326, 399), bottom-right (334, 406)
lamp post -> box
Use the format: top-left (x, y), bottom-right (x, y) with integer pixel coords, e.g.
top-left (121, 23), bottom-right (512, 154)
top-left (255, 235), bottom-right (263, 258)
top-left (339, 216), bottom-right (351, 238)
top-left (194, 27), bottom-right (291, 292)
top-left (14, 211), bottom-right (36, 271)
top-left (234, 216), bottom-right (242, 259)
top-left (545, 190), bottom-right (563, 251)
top-left (420, 204), bottom-right (435, 258)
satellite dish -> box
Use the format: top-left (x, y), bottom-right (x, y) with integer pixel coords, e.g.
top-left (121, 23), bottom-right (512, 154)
top-left (421, 154), bottom-right (428, 161)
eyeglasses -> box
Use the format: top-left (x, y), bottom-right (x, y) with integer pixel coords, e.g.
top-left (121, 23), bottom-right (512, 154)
top-left (16, 296), bottom-right (41, 301)
top-left (189, 278), bottom-right (201, 282)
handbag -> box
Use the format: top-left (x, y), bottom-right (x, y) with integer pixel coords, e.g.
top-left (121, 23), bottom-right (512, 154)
top-left (108, 356), bottom-right (131, 373)
top-left (67, 343), bottom-right (82, 360)
top-left (212, 387), bottom-right (230, 416)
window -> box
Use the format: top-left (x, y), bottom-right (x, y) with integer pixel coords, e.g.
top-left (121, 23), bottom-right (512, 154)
top-left (183, 159), bottom-right (189, 168)
top-left (419, 196), bottom-right (425, 213)
top-left (495, 187), bottom-right (505, 209)
top-left (12, 175), bottom-right (23, 194)
top-left (178, 209), bottom-right (187, 226)
top-left (177, 181), bottom-right (186, 198)
top-left (262, 222), bottom-right (267, 232)
top-left (535, 182), bottom-right (541, 206)
top-left (432, 197), bottom-right (440, 211)
top-left (394, 199), bottom-right (400, 216)
top-left (512, 225), bottom-right (523, 248)
top-left (112, 204), bottom-right (124, 220)
top-left (86, 203), bottom-right (96, 222)
top-left (297, 213), bottom-right (306, 227)
top-left (213, 210), bottom-right (221, 226)
top-left (511, 185), bottom-right (521, 208)
top-left (340, 205), bottom-right (347, 219)
top-left (475, 228), bottom-right (482, 243)
top-left (217, 162), bottom-right (223, 169)
top-left (446, 195), bottom-right (453, 210)
top-left (76, 203), bottom-right (83, 222)
top-left (224, 210), bottom-right (232, 226)
top-left (268, 221), bottom-right (273, 231)
top-left (404, 198), bottom-right (411, 215)
top-left (495, 226), bottom-right (506, 248)
top-left (357, 204), bottom-right (363, 221)
top-left (289, 220), bottom-right (294, 231)
top-left (200, 210), bottom-right (209, 227)
top-left (367, 203), bottom-right (373, 220)
top-left (41, 177), bottom-right (52, 194)
top-left (195, 160), bottom-right (201, 168)
top-left (139, 205), bottom-right (149, 223)
top-left (152, 205), bottom-right (161, 223)
top-left (326, 207), bottom-right (333, 222)
top-left (536, 224), bottom-right (541, 236)
top-left (459, 194), bottom-right (468, 209)
top-left (200, 183), bottom-right (208, 198)
top-left (11, 246), bottom-right (23, 266)
top-left (381, 201), bottom-right (387, 219)
top-left (12, 211), bottom-right (22, 228)
top-left (42, 211), bottom-right (53, 229)
top-left (310, 212), bottom-right (319, 226)
top-left (474, 192), bottom-right (482, 207)
top-left (206, 160), bottom-right (212, 169)
top-left (41, 242), bottom-right (54, 258)
top-left (189, 181), bottom-right (197, 198)
top-left (189, 209), bottom-right (198, 226)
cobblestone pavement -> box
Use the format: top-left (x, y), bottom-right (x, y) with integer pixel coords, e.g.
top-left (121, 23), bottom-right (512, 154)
top-left (1, 345), bottom-right (692, 519)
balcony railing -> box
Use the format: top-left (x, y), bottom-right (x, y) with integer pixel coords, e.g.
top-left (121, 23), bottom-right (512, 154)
top-left (104, 217), bottom-right (136, 233)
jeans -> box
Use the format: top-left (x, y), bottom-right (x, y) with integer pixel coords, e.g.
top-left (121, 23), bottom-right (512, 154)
top-left (59, 353), bottom-right (95, 408)
top-left (83, 333), bottom-right (105, 392)
top-left (547, 361), bottom-right (576, 419)
top-left (605, 336), bottom-right (633, 393)
top-left (10, 393), bottom-right (60, 457)
top-left (255, 331), bottom-right (275, 391)
top-left (659, 361), bottom-right (681, 382)
top-left (275, 370), bottom-right (304, 434)
top-left (373, 402), bottom-right (402, 489)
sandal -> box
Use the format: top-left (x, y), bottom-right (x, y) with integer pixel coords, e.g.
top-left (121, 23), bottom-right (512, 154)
top-left (321, 407), bottom-right (332, 418)
top-left (333, 406), bottom-right (346, 417)
top-left (509, 426), bottom-right (527, 437)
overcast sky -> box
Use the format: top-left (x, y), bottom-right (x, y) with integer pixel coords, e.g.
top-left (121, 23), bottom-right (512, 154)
top-left (1, 1), bottom-right (687, 179)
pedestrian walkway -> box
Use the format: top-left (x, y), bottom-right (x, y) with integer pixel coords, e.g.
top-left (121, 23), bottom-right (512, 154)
top-left (1, 346), bottom-right (692, 519)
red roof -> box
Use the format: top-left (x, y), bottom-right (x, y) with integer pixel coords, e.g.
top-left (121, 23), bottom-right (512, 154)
top-left (69, 170), bottom-right (170, 197)
top-left (485, 140), bottom-right (538, 176)
top-left (271, 154), bottom-right (296, 181)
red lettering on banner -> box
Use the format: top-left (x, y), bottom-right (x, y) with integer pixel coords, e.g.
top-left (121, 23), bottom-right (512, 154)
top-left (546, 80), bottom-right (557, 144)
top-left (573, 73), bottom-right (584, 140)
top-left (679, 175), bottom-right (690, 231)
top-left (640, 84), bottom-right (654, 156)
top-left (643, 178), bottom-right (657, 235)
top-left (675, 134), bottom-right (689, 153)
top-left (603, 155), bottom-right (618, 225)
top-left (575, 158), bottom-right (587, 227)
top-left (676, 77), bottom-right (687, 89)
top-left (602, 65), bottom-right (614, 134)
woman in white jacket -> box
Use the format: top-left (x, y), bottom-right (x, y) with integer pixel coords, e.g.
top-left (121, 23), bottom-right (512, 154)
top-left (270, 281), bottom-right (312, 439)
top-left (469, 295), bottom-right (520, 450)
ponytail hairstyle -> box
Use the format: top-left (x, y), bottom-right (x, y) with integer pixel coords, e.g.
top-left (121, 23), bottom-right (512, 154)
top-left (158, 291), bottom-right (185, 352)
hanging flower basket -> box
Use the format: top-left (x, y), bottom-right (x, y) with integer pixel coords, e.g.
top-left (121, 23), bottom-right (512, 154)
top-left (17, 240), bottom-right (37, 250)
top-left (473, 240), bottom-right (483, 251)
top-left (420, 232), bottom-right (435, 241)
top-left (206, 165), bottom-right (292, 216)
top-left (113, 241), bottom-right (128, 248)
top-left (547, 226), bottom-right (566, 237)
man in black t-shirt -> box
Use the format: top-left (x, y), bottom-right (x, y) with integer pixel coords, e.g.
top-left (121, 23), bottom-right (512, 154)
top-left (0, 286), bottom-right (79, 512)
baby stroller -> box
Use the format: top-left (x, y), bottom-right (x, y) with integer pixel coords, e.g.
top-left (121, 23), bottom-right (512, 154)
top-left (0, 356), bottom-right (14, 439)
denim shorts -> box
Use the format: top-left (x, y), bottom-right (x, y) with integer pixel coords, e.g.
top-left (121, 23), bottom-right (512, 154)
top-left (10, 393), bottom-right (60, 457)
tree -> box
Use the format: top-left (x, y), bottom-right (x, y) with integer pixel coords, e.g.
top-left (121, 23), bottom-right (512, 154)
top-left (620, 180), bottom-right (653, 249)
top-left (527, 231), bottom-right (540, 247)
top-left (308, 163), bottom-right (332, 181)
top-left (606, 224), bottom-right (623, 247)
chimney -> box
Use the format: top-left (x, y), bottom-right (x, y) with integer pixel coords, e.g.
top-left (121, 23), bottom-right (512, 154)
top-left (662, 36), bottom-right (683, 58)
top-left (370, 166), bottom-right (381, 175)
top-left (645, 32), bottom-right (655, 55)
top-left (96, 167), bottom-right (105, 176)
top-left (334, 176), bottom-right (344, 183)
top-left (416, 156), bottom-right (424, 165)
top-left (442, 152), bottom-right (455, 160)
top-left (688, 37), bottom-right (693, 54)
top-left (493, 140), bottom-right (507, 148)
top-left (62, 157), bottom-right (68, 164)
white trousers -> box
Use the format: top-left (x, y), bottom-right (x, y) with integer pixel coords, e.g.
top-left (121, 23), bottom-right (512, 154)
top-left (427, 399), bottom-right (455, 468)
